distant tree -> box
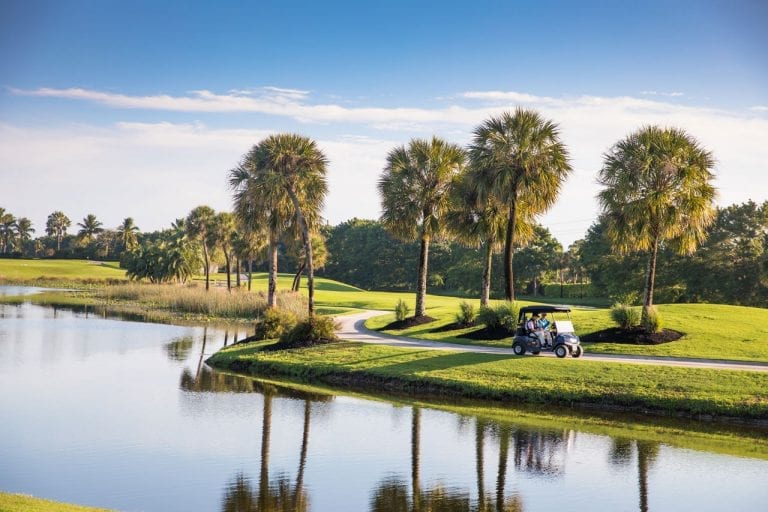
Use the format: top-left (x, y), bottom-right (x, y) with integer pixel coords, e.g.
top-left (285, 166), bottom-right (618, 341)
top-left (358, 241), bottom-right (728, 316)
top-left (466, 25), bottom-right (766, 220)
top-left (0, 210), bottom-right (17, 253)
top-left (185, 206), bottom-right (216, 291)
top-left (470, 109), bottom-right (571, 300)
top-left (379, 137), bottom-right (466, 317)
top-left (15, 217), bottom-right (35, 254)
top-left (232, 227), bottom-right (267, 291)
top-left (231, 134), bottom-right (328, 317)
top-left (210, 211), bottom-right (237, 291)
top-left (46, 211), bottom-right (71, 251)
top-left (117, 217), bottom-right (140, 252)
top-left (287, 232), bottom-right (328, 292)
top-left (598, 126), bottom-right (716, 321)
top-left (77, 214), bottom-right (104, 242)
top-left (513, 225), bottom-right (562, 295)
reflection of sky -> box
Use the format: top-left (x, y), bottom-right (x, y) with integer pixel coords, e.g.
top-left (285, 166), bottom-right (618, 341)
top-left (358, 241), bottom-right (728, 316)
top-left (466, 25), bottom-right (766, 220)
top-left (1, 302), bottom-right (767, 512)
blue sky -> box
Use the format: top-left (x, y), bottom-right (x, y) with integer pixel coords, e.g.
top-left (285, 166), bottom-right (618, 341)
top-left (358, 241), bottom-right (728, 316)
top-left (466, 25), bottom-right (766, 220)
top-left (1, 0), bottom-right (767, 245)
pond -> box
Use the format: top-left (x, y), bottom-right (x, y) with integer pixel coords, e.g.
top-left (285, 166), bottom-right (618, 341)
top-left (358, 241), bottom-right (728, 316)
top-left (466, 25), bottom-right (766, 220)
top-left (0, 293), bottom-right (766, 511)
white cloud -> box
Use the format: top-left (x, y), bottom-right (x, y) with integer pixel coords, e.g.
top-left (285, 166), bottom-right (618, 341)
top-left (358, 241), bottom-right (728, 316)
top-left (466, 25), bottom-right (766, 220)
top-left (751, 105), bottom-right (768, 112)
top-left (3, 87), bottom-right (768, 246)
top-left (640, 90), bottom-right (684, 97)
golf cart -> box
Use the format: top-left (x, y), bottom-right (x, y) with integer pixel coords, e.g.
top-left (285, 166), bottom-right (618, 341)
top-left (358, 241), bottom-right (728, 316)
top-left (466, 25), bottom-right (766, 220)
top-left (512, 305), bottom-right (583, 358)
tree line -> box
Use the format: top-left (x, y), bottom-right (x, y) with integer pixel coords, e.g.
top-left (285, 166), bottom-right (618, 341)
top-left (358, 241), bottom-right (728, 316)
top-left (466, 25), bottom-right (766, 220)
top-left (7, 108), bottom-right (764, 314)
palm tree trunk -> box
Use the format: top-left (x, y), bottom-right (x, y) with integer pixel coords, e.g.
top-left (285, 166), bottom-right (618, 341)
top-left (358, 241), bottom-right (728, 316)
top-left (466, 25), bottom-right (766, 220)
top-left (248, 259), bottom-right (253, 292)
top-left (415, 230), bottom-right (430, 317)
top-left (292, 260), bottom-right (306, 292)
top-left (224, 249), bottom-right (232, 292)
top-left (481, 240), bottom-right (493, 307)
top-left (202, 242), bottom-right (210, 292)
top-left (504, 203), bottom-right (517, 301)
top-left (286, 187), bottom-right (315, 318)
top-left (236, 258), bottom-right (241, 288)
top-left (642, 236), bottom-right (660, 322)
top-left (411, 407), bottom-right (421, 512)
top-left (268, 232), bottom-right (278, 308)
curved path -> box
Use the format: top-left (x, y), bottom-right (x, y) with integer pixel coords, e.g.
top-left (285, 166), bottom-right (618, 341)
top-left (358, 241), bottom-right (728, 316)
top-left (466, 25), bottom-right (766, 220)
top-left (336, 310), bottom-right (768, 373)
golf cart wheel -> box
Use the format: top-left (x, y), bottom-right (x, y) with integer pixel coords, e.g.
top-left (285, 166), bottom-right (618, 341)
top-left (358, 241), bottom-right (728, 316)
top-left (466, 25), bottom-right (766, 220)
top-left (512, 342), bottom-right (525, 356)
top-left (572, 346), bottom-right (583, 358)
top-left (554, 345), bottom-right (568, 358)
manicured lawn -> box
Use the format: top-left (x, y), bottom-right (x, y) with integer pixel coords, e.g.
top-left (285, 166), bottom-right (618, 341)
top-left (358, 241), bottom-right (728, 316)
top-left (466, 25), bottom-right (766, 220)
top-left (0, 259), bottom-right (126, 281)
top-left (208, 341), bottom-right (768, 420)
top-left (0, 492), bottom-right (112, 512)
top-left (368, 302), bottom-right (768, 362)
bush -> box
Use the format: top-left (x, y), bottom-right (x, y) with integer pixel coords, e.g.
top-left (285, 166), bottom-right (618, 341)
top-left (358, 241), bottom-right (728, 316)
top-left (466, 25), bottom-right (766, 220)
top-left (610, 303), bottom-right (640, 330)
top-left (279, 315), bottom-right (340, 346)
top-left (478, 301), bottom-right (518, 332)
top-left (394, 299), bottom-right (410, 321)
top-left (253, 308), bottom-right (298, 340)
top-left (455, 301), bottom-right (476, 326)
top-left (642, 305), bottom-right (663, 333)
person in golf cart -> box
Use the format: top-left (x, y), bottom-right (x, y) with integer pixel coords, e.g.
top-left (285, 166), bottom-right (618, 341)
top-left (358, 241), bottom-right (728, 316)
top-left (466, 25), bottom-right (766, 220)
top-left (525, 313), bottom-right (549, 347)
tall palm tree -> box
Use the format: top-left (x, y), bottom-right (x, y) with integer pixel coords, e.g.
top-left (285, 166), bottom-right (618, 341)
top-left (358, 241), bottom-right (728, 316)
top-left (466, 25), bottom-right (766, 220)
top-left (0, 212), bottom-right (17, 253)
top-left (470, 108), bottom-right (572, 300)
top-left (230, 134), bottom-right (328, 317)
top-left (211, 211), bottom-right (237, 291)
top-left (597, 126), bottom-right (716, 322)
top-left (379, 137), bottom-right (466, 317)
top-left (232, 227), bottom-right (267, 292)
top-left (15, 217), bottom-right (35, 253)
top-left (45, 211), bottom-right (71, 251)
top-left (116, 217), bottom-right (140, 251)
top-left (77, 214), bottom-right (104, 242)
top-left (186, 206), bottom-right (216, 291)
top-left (448, 168), bottom-right (534, 306)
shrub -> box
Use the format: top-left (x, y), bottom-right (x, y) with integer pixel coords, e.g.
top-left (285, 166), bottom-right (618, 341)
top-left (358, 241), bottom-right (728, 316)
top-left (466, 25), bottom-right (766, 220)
top-left (610, 303), bottom-right (640, 330)
top-left (642, 305), bottom-right (663, 333)
top-left (253, 308), bottom-right (298, 340)
top-left (394, 299), bottom-right (410, 321)
top-left (478, 301), bottom-right (518, 332)
top-left (279, 315), bottom-right (340, 346)
top-left (455, 301), bottom-right (476, 326)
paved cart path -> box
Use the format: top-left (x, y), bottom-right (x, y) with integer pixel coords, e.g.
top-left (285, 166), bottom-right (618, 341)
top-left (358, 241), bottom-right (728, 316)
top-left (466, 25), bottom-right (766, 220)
top-left (335, 310), bottom-right (768, 373)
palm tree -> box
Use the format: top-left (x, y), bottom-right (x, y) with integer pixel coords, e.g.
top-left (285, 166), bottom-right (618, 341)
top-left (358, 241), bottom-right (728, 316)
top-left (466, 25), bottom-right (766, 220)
top-left (470, 108), bottom-right (572, 300)
top-left (211, 211), bottom-right (237, 291)
top-left (379, 137), bottom-right (466, 317)
top-left (45, 211), bottom-right (71, 251)
top-left (448, 168), bottom-right (534, 306)
top-left (15, 217), bottom-right (35, 253)
top-left (0, 211), bottom-right (17, 253)
top-left (230, 134), bottom-right (328, 317)
top-left (287, 232), bottom-right (328, 292)
top-left (116, 217), bottom-right (140, 252)
top-left (597, 126), bottom-right (716, 322)
top-left (77, 214), bottom-right (104, 242)
top-left (232, 226), bottom-right (267, 292)
top-left (186, 206), bottom-right (216, 291)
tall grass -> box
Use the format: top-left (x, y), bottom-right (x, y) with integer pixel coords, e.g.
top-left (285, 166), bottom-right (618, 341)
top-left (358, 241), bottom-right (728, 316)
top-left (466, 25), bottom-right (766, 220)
top-left (97, 283), bottom-right (307, 319)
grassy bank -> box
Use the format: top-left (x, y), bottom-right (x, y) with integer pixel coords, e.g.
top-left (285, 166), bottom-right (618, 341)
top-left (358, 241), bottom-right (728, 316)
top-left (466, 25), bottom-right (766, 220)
top-left (207, 341), bottom-right (768, 422)
top-left (0, 492), bottom-right (112, 512)
top-left (0, 259), bottom-right (126, 284)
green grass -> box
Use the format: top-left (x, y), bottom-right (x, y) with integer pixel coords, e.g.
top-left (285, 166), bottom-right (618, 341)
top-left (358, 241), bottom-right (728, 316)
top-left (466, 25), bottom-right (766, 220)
top-left (208, 341), bottom-right (768, 421)
top-left (368, 301), bottom-right (768, 362)
top-left (0, 259), bottom-right (126, 282)
top-left (0, 492), bottom-right (112, 512)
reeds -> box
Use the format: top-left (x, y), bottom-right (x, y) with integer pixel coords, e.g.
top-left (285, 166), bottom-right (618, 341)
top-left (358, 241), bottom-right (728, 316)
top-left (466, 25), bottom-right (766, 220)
top-left (97, 282), bottom-right (307, 319)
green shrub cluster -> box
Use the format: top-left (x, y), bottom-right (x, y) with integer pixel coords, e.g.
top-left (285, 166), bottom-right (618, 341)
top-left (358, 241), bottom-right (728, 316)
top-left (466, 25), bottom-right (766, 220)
top-left (642, 305), bottom-right (663, 333)
top-left (455, 300), bottom-right (476, 326)
top-left (478, 301), bottom-right (518, 332)
top-left (610, 303), bottom-right (640, 329)
top-left (254, 308), bottom-right (298, 340)
top-left (279, 316), bottom-right (340, 345)
top-left (394, 299), bottom-right (410, 321)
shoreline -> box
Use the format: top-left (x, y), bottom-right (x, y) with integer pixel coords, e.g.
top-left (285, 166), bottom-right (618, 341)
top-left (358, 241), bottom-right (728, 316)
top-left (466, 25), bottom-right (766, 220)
top-left (207, 340), bottom-right (768, 426)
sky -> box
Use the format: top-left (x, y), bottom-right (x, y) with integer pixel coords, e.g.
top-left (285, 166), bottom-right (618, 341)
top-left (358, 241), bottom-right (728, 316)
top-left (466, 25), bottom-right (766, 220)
top-left (1, 0), bottom-right (767, 247)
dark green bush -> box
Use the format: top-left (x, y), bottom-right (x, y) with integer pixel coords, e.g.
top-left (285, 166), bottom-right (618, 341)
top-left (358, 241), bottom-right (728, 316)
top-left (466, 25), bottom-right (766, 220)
top-left (610, 303), bottom-right (640, 330)
top-left (254, 308), bottom-right (298, 340)
top-left (477, 301), bottom-right (518, 331)
top-left (455, 300), bottom-right (476, 326)
top-left (279, 315), bottom-right (340, 345)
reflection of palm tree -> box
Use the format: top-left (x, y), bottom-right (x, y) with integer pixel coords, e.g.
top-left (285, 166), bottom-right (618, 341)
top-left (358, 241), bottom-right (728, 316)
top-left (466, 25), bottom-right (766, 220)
top-left (292, 400), bottom-right (311, 511)
top-left (636, 441), bottom-right (659, 512)
top-left (196, 326), bottom-right (208, 379)
top-left (476, 419), bottom-right (486, 512)
top-left (163, 336), bottom-right (194, 362)
top-left (496, 426), bottom-right (510, 511)
top-left (259, 391), bottom-right (273, 510)
top-left (412, 407), bottom-right (421, 511)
